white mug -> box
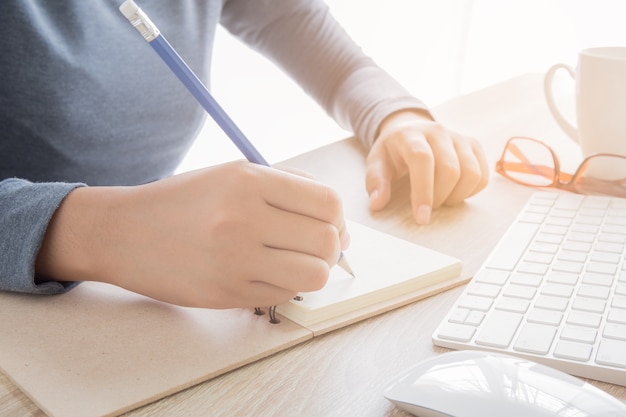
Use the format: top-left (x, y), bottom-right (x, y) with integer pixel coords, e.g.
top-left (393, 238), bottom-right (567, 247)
top-left (544, 47), bottom-right (626, 178)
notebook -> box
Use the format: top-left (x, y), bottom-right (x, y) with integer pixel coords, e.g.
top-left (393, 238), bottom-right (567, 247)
top-left (0, 220), bottom-right (462, 417)
top-left (433, 191), bottom-right (626, 386)
top-left (277, 221), bottom-right (462, 327)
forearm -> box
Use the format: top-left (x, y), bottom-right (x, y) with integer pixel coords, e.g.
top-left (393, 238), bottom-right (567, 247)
top-left (221, 0), bottom-right (430, 148)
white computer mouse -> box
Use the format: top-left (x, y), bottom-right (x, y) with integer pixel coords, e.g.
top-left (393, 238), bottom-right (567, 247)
top-left (384, 350), bottom-right (626, 417)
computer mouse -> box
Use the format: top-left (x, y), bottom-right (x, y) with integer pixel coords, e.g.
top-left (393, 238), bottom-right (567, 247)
top-left (384, 350), bottom-right (626, 417)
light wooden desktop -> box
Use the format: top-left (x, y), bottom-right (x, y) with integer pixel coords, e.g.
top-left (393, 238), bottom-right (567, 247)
top-left (2, 73), bottom-right (625, 416)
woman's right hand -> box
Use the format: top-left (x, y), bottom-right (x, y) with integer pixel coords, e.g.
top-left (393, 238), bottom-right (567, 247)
top-left (36, 161), bottom-right (349, 309)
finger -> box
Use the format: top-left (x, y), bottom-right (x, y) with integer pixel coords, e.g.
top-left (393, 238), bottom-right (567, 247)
top-left (248, 247), bottom-right (331, 294)
top-left (426, 131), bottom-right (461, 209)
top-left (365, 146), bottom-right (394, 211)
top-left (441, 134), bottom-right (485, 205)
top-left (272, 164), bottom-right (316, 180)
top-left (216, 279), bottom-right (299, 309)
top-left (471, 138), bottom-right (490, 195)
top-left (259, 167), bottom-right (345, 231)
top-left (398, 131), bottom-right (436, 224)
top-left (258, 205), bottom-right (342, 267)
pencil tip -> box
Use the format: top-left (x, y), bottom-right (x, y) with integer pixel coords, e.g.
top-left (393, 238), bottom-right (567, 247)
top-left (337, 252), bottom-right (356, 277)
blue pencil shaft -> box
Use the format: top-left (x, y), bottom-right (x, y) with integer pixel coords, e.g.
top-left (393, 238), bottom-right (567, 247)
top-left (150, 35), bottom-right (269, 166)
top-left (119, 0), bottom-right (354, 277)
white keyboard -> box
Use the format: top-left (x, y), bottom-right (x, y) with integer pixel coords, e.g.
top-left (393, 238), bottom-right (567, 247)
top-left (433, 191), bottom-right (626, 386)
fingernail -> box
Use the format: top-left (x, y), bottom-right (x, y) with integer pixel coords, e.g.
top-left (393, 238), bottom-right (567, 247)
top-left (415, 204), bottom-right (431, 225)
top-left (369, 189), bottom-right (379, 203)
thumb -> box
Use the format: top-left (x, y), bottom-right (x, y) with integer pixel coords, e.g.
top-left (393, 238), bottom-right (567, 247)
top-left (365, 153), bottom-right (393, 211)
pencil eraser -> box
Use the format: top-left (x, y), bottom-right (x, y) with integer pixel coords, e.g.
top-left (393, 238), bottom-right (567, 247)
top-left (119, 0), bottom-right (139, 19)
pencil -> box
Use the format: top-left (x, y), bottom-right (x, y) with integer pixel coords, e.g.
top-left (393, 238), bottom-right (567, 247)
top-left (119, 0), bottom-right (354, 277)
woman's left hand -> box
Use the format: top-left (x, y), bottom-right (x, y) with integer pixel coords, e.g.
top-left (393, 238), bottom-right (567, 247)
top-left (365, 110), bottom-right (489, 224)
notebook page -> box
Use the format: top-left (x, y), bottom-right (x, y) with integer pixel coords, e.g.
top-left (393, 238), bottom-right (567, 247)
top-left (276, 221), bottom-right (462, 326)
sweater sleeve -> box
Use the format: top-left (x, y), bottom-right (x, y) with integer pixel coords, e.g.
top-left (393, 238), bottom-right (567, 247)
top-left (220, 0), bottom-right (432, 149)
top-left (0, 178), bottom-right (83, 294)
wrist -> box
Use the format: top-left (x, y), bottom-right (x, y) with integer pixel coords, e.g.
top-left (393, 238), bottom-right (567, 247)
top-left (376, 109), bottom-right (434, 140)
top-left (35, 186), bottom-right (123, 285)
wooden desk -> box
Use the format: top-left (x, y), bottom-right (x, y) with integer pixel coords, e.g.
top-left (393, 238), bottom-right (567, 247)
top-left (2, 74), bottom-right (624, 416)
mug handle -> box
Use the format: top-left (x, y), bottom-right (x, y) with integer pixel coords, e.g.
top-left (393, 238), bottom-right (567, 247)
top-left (544, 63), bottom-right (579, 143)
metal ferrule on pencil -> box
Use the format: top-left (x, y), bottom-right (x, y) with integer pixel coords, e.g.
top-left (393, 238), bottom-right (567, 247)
top-left (122, 6), bottom-right (160, 42)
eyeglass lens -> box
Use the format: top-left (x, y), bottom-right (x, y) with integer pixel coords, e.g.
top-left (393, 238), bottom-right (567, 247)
top-left (500, 137), bottom-right (557, 186)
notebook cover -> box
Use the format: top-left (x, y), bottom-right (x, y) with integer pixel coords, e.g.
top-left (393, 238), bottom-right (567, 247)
top-left (0, 222), bottom-right (463, 417)
top-left (0, 283), bottom-right (311, 417)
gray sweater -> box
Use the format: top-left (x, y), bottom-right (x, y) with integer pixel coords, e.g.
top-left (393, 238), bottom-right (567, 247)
top-left (0, 0), bottom-right (426, 295)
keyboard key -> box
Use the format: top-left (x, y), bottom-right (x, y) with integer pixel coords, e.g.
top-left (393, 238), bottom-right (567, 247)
top-left (607, 308), bottom-right (626, 325)
top-left (560, 325), bottom-right (597, 344)
top-left (475, 310), bottom-right (522, 348)
top-left (436, 323), bottom-right (476, 342)
top-left (510, 272), bottom-right (543, 287)
top-left (598, 234), bottom-right (626, 244)
top-left (546, 217), bottom-right (571, 227)
top-left (572, 297), bottom-right (606, 314)
top-left (529, 242), bottom-right (559, 254)
top-left (517, 262), bottom-right (548, 275)
top-left (567, 232), bottom-right (596, 242)
top-left (605, 216), bottom-right (626, 226)
top-left (448, 308), bottom-right (469, 324)
top-left (573, 217), bottom-right (602, 227)
top-left (535, 233), bottom-right (563, 244)
top-left (590, 252), bottom-right (621, 264)
top-left (467, 283), bottom-right (501, 298)
top-left (457, 295), bottom-right (493, 312)
top-left (557, 251), bottom-right (587, 263)
top-left (552, 260), bottom-right (584, 274)
top-left (514, 323), bottom-right (557, 355)
top-left (586, 262), bottom-right (618, 275)
top-left (524, 252), bottom-right (553, 264)
top-left (546, 271), bottom-right (579, 285)
top-left (474, 269), bottom-right (509, 285)
top-left (596, 339), bottom-right (626, 368)
top-left (502, 284), bottom-right (536, 300)
top-left (595, 241), bottom-right (624, 253)
top-left (535, 295), bottom-right (569, 311)
top-left (554, 194), bottom-right (582, 209)
top-left (541, 283), bottom-right (574, 298)
top-left (582, 273), bottom-right (614, 287)
top-left (554, 340), bottom-right (592, 361)
top-left (465, 311), bottom-right (485, 326)
top-left (612, 296), bottom-right (626, 309)
top-left (571, 223), bottom-right (598, 234)
top-left (563, 241), bottom-right (592, 252)
top-left (578, 285), bottom-right (610, 300)
top-left (520, 212), bottom-right (547, 223)
top-left (484, 222), bottom-right (538, 271)
top-left (603, 323), bottom-right (626, 341)
top-left (542, 225), bottom-right (568, 235)
top-left (527, 308), bottom-right (563, 326)
top-left (567, 311), bottom-right (602, 328)
top-left (495, 298), bottom-right (529, 314)
top-left (551, 208), bottom-right (576, 219)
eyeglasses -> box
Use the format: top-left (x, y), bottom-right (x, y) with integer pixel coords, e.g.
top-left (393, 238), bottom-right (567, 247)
top-left (496, 136), bottom-right (626, 198)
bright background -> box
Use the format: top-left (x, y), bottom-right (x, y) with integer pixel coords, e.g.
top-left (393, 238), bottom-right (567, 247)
top-left (177, 0), bottom-right (626, 173)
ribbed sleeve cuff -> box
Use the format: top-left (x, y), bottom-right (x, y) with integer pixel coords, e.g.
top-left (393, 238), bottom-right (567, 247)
top-left (0, 179), bottom-right (84, 294)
